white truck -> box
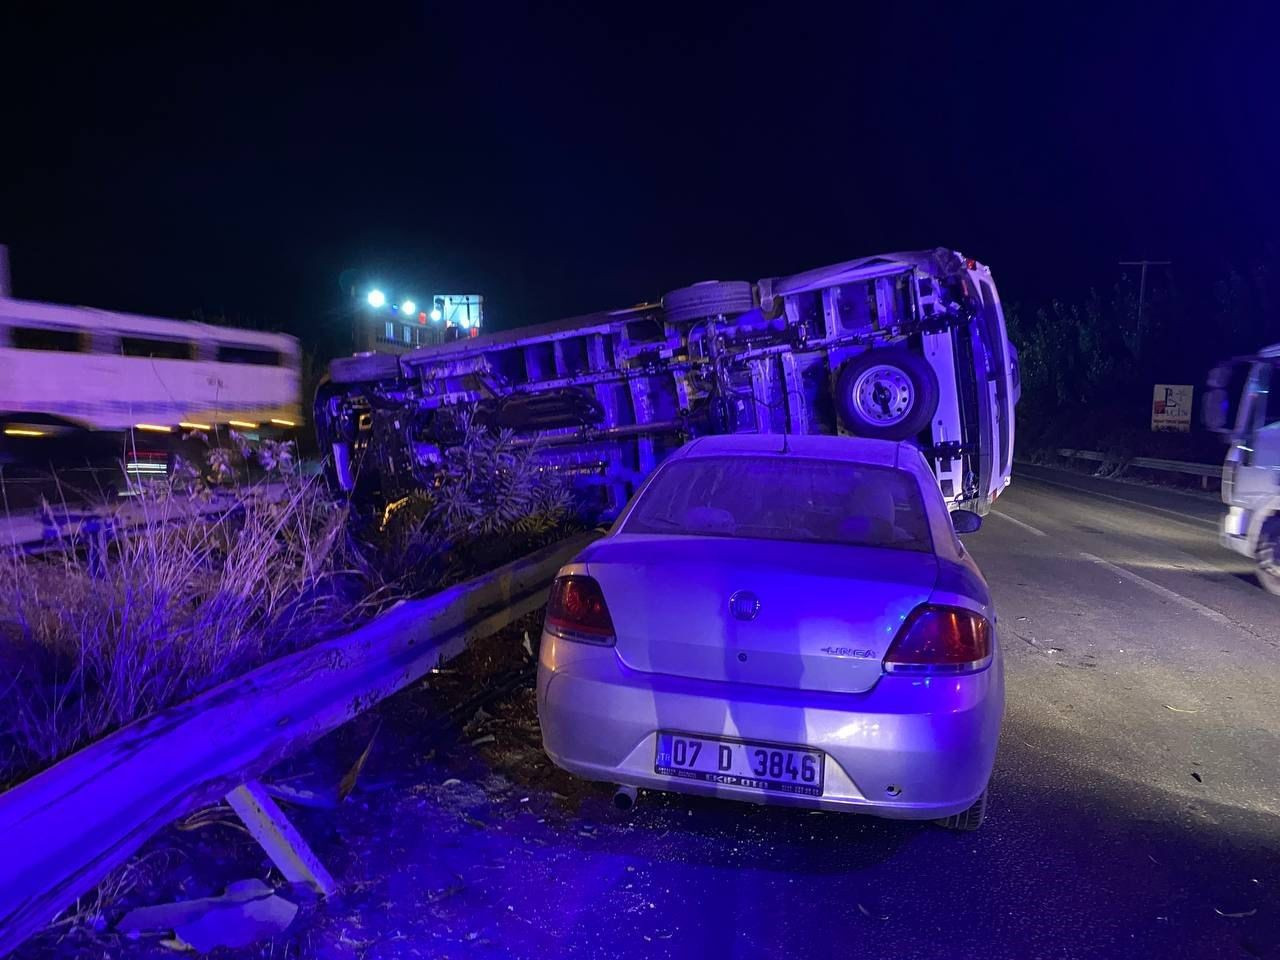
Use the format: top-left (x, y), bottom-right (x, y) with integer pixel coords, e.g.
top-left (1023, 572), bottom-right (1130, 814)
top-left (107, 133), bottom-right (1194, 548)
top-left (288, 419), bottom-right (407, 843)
top-left (1205, 344), bottom-right (1280, 594)
top-left (317, 248), bottom-right (1020, 521)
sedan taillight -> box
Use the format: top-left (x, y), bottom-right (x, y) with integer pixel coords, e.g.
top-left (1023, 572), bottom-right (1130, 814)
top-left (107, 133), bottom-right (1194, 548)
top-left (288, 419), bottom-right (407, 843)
top-left (883, 605), bottom-right (992, 674)
top-left (545, 575), bottom-right (616, 645)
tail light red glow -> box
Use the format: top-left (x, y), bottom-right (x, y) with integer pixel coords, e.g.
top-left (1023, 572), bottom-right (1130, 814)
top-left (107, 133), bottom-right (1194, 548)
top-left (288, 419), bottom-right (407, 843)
top-left (883, 605), bottom-right (992, 673)
top-left (545, 575), bottom-right (616, 645)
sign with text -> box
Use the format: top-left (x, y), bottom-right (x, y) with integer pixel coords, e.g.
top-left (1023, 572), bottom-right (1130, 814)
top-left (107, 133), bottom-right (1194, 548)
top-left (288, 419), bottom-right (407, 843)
top-left (1152, 384), bottom-right (1193, 432)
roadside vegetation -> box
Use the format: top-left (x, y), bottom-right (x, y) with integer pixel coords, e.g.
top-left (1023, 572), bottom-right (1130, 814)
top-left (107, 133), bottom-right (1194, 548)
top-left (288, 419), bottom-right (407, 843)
top-left (364, 413), bottom-right (576, 598)
top-left (0, 420), bottom-right (574, 789)
top-left (1008, 254), bottom-right (1279, 462)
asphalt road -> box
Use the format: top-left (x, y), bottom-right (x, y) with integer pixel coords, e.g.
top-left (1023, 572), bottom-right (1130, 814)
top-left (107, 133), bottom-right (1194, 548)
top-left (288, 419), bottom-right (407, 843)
top-left (323, 464), bottom-right (1280, 960)
top-left (569, 465), bottom-right (1279, 960)
top-left (23, 465), bottom-right (1277, 960)
top-left (483, 465), bottom-right (1276, 960)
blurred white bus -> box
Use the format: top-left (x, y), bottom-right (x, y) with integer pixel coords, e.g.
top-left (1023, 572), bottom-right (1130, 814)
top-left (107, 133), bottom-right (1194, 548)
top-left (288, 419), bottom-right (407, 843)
top-left (0, 296), bottom-right (301, 494)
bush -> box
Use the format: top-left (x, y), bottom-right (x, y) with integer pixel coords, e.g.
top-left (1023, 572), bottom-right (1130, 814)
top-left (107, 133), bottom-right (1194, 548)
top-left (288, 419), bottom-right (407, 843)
top-left (359, 414), bottom-right (578, 596)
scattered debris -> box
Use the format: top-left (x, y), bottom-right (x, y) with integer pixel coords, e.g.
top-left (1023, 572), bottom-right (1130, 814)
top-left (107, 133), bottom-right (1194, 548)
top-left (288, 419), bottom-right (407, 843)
top-left (338, 722), bottom-right (382, 803)
top-left (427, 880), bottom-right (467, 904)
top-left (1214, 907), bottom-right (1257, 919)
top-left (263, 781), bottom-right (338, 809)
top-left (470, 734), bottom-right (497, 747)
top-left (1163, 704), bottom-right (1200, 714)
top-left (118, 878), bottom-right (274, 934)
top-left (522, 631), bottom-right (534, 658)
top-left (1191, 772), bottom-right (1203, 783)
top-left (177, 805), bottom-right (249, 834)
top-left (118, 878), bottom-right (298, 950)
top-left (857, 903), bottom-right (889, 921)
top-left (442, 778), bottom-right (462, 787)
top-left (178, 892), bottom-right (298, 952)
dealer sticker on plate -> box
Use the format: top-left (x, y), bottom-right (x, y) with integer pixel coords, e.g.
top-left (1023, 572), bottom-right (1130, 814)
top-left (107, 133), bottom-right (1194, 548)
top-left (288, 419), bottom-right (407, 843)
top-left (654, 732), bottom-right (824, 797)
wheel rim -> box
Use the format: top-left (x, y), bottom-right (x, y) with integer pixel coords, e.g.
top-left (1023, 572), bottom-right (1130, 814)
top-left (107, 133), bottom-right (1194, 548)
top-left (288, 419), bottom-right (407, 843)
top-left (851, 364), bottom-right (915, 427)
top-left (1260, 535), bottom-right (1280, 580)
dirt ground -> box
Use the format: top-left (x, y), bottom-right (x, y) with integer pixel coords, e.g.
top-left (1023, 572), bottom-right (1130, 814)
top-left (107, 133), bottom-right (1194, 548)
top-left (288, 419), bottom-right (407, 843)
top-left (15, 613), bottom-right (654, 959)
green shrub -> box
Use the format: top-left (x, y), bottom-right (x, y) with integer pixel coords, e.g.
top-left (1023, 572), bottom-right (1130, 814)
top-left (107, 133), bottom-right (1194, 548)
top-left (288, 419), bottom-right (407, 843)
top-left (360, 414), bottom-right (576, 596)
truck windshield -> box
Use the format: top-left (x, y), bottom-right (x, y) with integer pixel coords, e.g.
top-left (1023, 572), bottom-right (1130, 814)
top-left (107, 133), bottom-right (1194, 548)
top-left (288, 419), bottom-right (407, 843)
top-left (623, 455), bottom-right (933, 552)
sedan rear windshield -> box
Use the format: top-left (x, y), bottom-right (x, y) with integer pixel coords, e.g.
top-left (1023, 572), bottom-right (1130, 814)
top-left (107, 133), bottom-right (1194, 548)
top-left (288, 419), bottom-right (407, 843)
top-left (624, 455), bottom-right (933, 552)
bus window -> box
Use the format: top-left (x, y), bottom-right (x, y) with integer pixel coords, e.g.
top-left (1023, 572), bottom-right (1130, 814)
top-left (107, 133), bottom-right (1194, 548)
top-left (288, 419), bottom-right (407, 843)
top-left (9, 326), bottom-right (84, 352)
top-left (216, 344), bottom-right (282, 366)
top-left (121, 336), bottom-right (194, 360)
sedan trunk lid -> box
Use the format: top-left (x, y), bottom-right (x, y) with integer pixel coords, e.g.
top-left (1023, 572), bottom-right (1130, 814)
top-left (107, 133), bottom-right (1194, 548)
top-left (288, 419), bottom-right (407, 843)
top-left (582, 534), bottom-right (937, 694)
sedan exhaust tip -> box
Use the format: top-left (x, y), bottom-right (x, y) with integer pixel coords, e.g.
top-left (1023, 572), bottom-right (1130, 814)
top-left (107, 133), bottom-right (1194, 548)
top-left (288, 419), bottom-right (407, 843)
top-left (612, 784), bottom-right (638, 811)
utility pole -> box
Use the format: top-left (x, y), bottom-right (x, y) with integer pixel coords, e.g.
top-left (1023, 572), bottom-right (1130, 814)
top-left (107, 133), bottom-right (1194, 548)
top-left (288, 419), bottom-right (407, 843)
top-left (1118, 259), bottom-right (1171, 354)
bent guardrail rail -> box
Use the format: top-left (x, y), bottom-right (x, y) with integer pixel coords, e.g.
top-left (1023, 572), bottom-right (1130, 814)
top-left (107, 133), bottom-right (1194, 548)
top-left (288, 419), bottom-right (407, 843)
top-left (1056, 448), bottom-right (1223, 488)
top-left (0, 529), bottom-right (599, 956)
top-left (0, 482), bottom-right (291, 553)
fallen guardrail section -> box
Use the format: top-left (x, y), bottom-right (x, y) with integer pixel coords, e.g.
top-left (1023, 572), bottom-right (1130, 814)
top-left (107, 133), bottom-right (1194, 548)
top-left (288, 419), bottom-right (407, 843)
top-left (0, 482), bottom-right (291, 554)
top-left (1056, 448), bottom-right (1223, 489)
top-left (0, 529), bottom-right (599, 956)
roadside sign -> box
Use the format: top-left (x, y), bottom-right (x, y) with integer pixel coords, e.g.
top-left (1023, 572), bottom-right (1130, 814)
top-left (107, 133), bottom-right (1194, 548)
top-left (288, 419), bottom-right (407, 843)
top-left (1152, 384), bottom-right (1193, 432)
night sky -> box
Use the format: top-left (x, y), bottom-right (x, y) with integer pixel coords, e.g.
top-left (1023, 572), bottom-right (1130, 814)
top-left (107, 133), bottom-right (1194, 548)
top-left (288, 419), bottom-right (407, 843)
top-left (3, 2), bottom-right (1278, 356)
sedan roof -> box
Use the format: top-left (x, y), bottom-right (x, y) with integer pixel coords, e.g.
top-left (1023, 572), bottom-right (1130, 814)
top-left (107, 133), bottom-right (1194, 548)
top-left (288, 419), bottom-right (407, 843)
top-left (672, 433), bottom-right (909, 469)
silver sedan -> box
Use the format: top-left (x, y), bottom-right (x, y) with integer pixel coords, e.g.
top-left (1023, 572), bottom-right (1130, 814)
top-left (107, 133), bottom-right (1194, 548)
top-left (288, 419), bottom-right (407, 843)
top-left (536, 433), bottom-right (1003, 830)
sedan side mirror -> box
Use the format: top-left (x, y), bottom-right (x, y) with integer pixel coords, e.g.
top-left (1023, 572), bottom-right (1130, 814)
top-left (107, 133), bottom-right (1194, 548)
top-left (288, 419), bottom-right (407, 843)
top-left (951, 509), bottom-right (983, 535)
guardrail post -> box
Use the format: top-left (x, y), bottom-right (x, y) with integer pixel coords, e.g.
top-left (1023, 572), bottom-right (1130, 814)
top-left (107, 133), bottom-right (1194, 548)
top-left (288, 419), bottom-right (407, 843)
top-left (225, 781), bottom-right (338, 897)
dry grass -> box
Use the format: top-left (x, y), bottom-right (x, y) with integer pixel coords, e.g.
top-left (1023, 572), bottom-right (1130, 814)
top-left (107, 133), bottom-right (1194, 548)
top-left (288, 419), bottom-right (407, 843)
top-left (0, 420), bottom-right (578, 789)
top-left (0, 454), bottom-right (356, 788)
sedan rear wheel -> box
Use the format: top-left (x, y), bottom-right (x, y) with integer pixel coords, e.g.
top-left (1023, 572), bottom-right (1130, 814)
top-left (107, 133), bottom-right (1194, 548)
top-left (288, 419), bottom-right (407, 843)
top-left (935, 785), bottom-right (988, 831)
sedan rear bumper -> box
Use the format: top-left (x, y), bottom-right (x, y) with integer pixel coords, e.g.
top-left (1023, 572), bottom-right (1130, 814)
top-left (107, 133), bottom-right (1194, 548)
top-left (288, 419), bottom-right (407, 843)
top-left (537, 634), bottom-right (1003, 820)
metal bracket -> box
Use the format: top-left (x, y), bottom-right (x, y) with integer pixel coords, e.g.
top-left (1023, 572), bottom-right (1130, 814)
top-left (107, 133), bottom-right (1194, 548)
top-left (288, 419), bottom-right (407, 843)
top-left (226, 780), bottom-right (338, 897)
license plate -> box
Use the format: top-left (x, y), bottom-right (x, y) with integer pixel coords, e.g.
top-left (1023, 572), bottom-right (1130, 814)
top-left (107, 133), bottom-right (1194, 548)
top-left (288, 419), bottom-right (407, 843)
top-left (654, 732), bottom-right (824, 797)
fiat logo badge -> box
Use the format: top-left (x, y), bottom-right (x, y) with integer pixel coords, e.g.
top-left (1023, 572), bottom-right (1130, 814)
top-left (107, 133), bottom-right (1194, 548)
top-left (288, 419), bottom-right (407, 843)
top-left (729, 590), bottom-right (760, 621)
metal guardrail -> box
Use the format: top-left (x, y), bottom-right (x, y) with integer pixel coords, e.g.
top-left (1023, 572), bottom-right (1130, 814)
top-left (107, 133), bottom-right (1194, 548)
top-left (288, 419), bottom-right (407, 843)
top-left (0, 482), bottom-right (291, 552)
top-left (1056, 448), bottom-right (1223, 488)
top-left (0, 530), bottom-right (599, 955)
